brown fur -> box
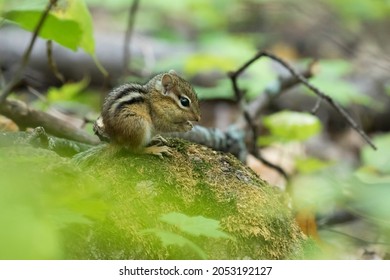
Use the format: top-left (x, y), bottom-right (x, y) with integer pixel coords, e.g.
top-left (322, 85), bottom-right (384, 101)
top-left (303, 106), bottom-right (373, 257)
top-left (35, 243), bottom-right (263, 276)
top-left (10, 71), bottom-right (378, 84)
top-left (95, 71), bottom-right (201, 155)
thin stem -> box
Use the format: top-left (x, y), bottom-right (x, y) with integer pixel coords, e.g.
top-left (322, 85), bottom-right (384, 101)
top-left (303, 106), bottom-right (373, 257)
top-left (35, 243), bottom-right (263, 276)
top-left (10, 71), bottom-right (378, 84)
top-left (228, 54), bottom-right (290, 179)
top-left (0, 0), bottom-right (58, 103)
top-left (123, 0), bottom-right (140, 75)
top-left (46, 40), bottom-right (65, 83)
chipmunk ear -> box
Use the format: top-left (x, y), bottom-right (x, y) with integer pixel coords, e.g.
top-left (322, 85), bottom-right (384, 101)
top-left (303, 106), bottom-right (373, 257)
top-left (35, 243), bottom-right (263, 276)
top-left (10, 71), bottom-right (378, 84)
top-left (168, 69), bottom-right (177, 75)
top-left (161, 73), bottom-right (175, 95)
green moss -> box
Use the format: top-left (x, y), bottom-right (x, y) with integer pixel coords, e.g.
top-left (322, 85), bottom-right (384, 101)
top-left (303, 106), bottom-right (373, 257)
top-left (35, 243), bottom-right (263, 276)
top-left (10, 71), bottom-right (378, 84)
top-left (167, 137), bottom-right (191, 154)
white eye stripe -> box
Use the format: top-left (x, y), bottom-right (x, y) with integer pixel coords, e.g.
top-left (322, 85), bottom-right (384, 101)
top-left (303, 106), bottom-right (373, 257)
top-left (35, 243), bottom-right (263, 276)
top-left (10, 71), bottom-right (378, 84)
top-left (168, 93), bottom-right (191, 109)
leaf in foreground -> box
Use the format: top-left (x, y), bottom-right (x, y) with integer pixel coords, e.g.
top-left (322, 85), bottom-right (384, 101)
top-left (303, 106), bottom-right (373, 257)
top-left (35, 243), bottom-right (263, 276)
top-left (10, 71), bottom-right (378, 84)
top-left (160, 212), bottom-right (232, 239)
top-left (142, 229), bottom-right (207, 259)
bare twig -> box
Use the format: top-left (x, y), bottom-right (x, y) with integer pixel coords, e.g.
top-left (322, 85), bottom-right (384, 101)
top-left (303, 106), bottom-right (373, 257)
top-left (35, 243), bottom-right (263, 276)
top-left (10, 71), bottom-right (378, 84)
top-left (0, 99), bottom-right (99, 145)
top-left (123, 0), bottom-right (140, 76)
top-left (27, 86), bottom-right (47, 102)
top-left (228, 55), bottom-right (290, 180)
top-left (255, 51), bottom-right (377, 150)
top-left (240, 61), bottom-right (316, 128)
top-left (46, 40), bottom-right (65, 83)
top-left (311, 97), bottom-right (322, 114)
top-left (228, 50), bottom-right (376, 180)
top-left (0, 0), bottom-right (58, 103)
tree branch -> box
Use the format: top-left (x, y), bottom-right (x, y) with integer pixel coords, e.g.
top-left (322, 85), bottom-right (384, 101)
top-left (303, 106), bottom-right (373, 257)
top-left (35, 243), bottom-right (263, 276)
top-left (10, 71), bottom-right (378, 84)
top-left (228, 54), bottom-right (296, 180)
top-left (0, 99), bottom-right (99, 145)
top-left (227, 50), bottom-right (376, 180)
top-left (246, 60), bottom-right (317, 121)
top-left (254, 51), bottom-right (376, 150)
top-left (0, 0), bottom-right (58, 103)
top-left (229, 50), bottom-right (376, 174)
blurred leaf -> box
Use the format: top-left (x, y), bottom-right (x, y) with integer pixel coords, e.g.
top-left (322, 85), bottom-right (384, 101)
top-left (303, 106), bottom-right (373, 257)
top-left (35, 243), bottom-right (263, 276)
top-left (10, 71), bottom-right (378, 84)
top-left (49, 208), bottom-right (93, 229)
top-left (355, 168), bottom-right (390, 184)
top-left (185, 53), bottom-right (236, 76)
top-left (47, 78), bottom-right (90, 103)
top-left (0, 146), bottom-right (107, 259)
top-left (317, 59), bottom-right (353, 77)
top-left (3, 10), bottom-right (82, 51)
top-left (326, 0), bottom-right (390, 22)
top-left (260, 111), bottom-right (322, 144)
top-left (349, 176), bottom-right (390, 225)
top-left (198, 34), bottom-right (256, 61)
top-left (196, 79), bottom-right (234, 100)
top-left (291, 172), bottom-right (341, 213)
top-left (84, 0), bottom-right (128, 9)
top-left (361, 134), bottom-right (390, 174)
top-left (2, 0), bottom-right (95, 54)
top-left (142, 229), bottom-right (207, 259)
top-left (0, 206), bottom-right (62, 259)
top-left (2, 0), bottom-right (47, 13)
top-left (183, 35), bottom-right (274, 100)
top-left (307, 60), bottom-right (374, 106)
top-left (160, 212), bottom-right (232, 239)
top-left (62, 0), bottom-right (107, 75)
top-left (296, 157), bottom-right (333, 173)
top-left (67, 199), bottom-right (107, 221)
top-left (244, 59), bottom-right (277, 100)
top-left (52, 0), bottom-right (96, 54)
top-left (385, 82), bottom-right (390, 96)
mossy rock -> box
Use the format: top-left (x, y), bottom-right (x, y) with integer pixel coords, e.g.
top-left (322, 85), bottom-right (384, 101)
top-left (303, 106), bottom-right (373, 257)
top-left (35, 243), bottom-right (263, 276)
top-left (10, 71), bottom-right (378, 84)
top-left (0, 136), bottom-right (307, 259)
top-left (70, 138), bottom-right (306, 259)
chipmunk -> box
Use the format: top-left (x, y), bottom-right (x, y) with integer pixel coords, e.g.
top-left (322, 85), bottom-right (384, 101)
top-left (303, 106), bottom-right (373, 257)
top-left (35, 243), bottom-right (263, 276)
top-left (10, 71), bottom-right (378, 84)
top-left (93, 70), bottom-right (201, 157)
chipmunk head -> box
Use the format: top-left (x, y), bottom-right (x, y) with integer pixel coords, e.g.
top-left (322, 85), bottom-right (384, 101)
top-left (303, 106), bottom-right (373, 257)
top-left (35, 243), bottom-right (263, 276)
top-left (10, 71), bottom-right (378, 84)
top-left (150, 70), bottom-right (201, 133)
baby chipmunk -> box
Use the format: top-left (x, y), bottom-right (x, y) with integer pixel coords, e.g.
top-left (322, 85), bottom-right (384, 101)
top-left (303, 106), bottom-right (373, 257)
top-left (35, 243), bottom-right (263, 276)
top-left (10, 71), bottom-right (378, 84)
top-left (93, 70), bottom-right (201, 156)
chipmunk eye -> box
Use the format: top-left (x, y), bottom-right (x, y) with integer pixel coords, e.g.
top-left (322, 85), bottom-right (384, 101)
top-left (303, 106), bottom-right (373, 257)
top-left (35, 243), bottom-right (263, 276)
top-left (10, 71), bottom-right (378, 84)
top-left (179, 96), bottom-right (190, 107)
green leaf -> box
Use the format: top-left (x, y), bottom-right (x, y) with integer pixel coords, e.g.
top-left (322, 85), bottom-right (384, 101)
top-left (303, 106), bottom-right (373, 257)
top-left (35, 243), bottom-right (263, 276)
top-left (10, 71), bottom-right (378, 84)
top-left (361, 133), bottom-right (390, 174)
top-left (349, 176), bottom-right (390, 223)
top-left (0, 208), bottom-right (62, 259)
top-left (54, 0), bottom-right (95, 54)
top-left (3, 10), bottom-right (82, 51)
top-left (184, 53), bottom-right (236, 76)
top-left (385, 82), bottom-right (390, 96)
top-left (291, 174), bottom-right (337, 211)
top-left (3, 0), bottom-right (95, 54)
top-left (244, 59), bottom-right (277, 100)
top-left (49, 208), bottom-right (93, 229)
top-left (196, 79), bottom-right (234, 100)
top-left (47, 78), bottom-right (90, 103)
top-left (142, 229), bottom-right (207, 259)
top-left (307, 60), bottom-right (374, 106)
top-left (1, 0), bottom-right (47, 13)
top-left (326, 0), bottom-right (390, 22)
top-left (295, 157), bottom-right (333, 174)
top-left (160, 212), bottom-right (232, 239)
top-left (261, 111), bottom-right (322, 143)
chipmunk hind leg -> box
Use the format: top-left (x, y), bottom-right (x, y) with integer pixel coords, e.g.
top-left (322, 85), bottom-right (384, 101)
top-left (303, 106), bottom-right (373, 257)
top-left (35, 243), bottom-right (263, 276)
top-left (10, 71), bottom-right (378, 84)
top-left (106, 107), bottom-right (153, 150)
